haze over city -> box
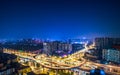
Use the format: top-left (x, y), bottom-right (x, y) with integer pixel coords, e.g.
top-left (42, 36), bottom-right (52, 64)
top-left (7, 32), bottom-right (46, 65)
top-left (0, 0), bottom-right (120, 40)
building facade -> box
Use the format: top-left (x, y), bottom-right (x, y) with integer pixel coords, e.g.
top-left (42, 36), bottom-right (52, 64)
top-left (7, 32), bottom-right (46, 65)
top-left (102, 49), bottom-right (120, 63)
top-left (0, 43), bottom-right (3, 53)
top-left (0, 53), bottom-right (17, 75)
top-left (95, 37), bottom-right (120, 59)
top-left (43, 41), bottom-right (72, 55)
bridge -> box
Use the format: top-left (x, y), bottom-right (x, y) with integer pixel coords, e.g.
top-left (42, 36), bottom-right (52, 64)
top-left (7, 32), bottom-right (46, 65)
top-left (3, 44), bottom-right (120, 75)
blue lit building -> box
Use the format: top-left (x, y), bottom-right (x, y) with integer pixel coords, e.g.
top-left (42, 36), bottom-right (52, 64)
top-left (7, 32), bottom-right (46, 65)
top-left (95, 37), bottom-right (120, 59)
top-left (102, 48), bottom-right (120, 64)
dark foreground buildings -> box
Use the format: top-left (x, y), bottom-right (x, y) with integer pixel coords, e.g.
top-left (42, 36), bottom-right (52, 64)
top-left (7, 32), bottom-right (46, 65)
top-left (95, 37), bottom-right (120, 59)
top-left (0, 44), bottom-right (17, 75)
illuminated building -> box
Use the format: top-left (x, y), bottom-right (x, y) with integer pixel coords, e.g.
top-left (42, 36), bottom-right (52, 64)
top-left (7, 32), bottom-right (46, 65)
top-left (69, 39), bottom-right (89, 44)
top-left (43, 42), bottom-right (49, 55)
top-left (95, 37), bottom-right (120, 59)
top-left (68, 39), bottom-right (87, 54)
top-left (72, 44), bottom-right (84, 51)
top-left (103, 48), bottom-right (120, 64)
top-left (58, 43), bottom-right (72, 51)
top-left (43, 41), bottom-right (72, 55)
top-left (3, 38), bottom-right (43, 51)
top-left (3, 39), bottom-right (43, 54)
top-left (71, 68), bottom-right (90, 75)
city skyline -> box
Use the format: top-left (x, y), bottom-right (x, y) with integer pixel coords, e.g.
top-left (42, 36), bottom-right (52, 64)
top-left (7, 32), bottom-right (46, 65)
top-left (1, 0), bottom-right (120, 74)
top-left (0, 0), bottom-right (120, 40)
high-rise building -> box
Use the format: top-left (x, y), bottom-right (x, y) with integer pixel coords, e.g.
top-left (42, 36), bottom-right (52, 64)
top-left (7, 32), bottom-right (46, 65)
top-left (112, 38), bottom-right (120, 45)
top-left (72, 44), bottom-right (84, 52)
top-left (95, 37), bottom-right (120, 59)
top-left (95, 37), bottom-right (113, 49)
top-left (58, 43), bottom-right (72, 51)
top-left (0, 43), bottom-right (3, 53)
top-left (43, 41), bottom-right (72, 55)
top-left (102, 48), bottom-right (120, 64)
top-left (43, 42), bottom-right (51, 55)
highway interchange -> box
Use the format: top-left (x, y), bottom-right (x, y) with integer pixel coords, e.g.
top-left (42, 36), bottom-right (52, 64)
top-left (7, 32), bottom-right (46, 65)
top-left (3, 44), bottom-right (120, 75)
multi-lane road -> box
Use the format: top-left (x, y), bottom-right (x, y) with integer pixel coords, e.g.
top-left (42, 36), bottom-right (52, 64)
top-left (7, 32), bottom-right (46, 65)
top-left (3, 44), bottom-right (120, 75)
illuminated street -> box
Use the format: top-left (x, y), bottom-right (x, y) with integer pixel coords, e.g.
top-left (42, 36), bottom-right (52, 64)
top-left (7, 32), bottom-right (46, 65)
top-left (3, 44), bottom-right (120, 75)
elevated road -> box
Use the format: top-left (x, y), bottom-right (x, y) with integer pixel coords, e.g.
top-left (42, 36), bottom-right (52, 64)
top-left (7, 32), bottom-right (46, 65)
top-left (3, 44), bottom-right (120, 74)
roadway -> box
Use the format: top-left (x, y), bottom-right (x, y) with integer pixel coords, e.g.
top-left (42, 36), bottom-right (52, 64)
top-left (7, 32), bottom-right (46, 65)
top-left (3, 44), bottom-right (120, 74)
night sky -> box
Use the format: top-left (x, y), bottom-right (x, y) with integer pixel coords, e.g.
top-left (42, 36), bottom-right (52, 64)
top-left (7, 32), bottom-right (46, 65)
top-left (0, 0), bottom-right (120, 40)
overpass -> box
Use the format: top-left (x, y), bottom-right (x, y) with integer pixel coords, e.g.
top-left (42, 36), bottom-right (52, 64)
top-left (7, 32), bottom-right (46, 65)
top-left (3, 44), bottom-right (120, 75)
